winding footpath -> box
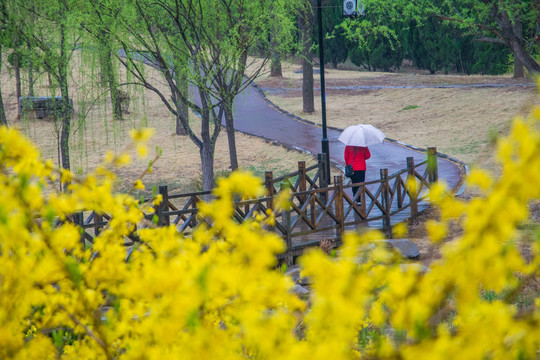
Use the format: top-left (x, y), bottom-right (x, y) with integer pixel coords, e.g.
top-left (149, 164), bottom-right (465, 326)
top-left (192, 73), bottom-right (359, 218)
top-left (128, 48), bottom-right (464, 190)
top-left (225, 83), bottom-right (465, 192)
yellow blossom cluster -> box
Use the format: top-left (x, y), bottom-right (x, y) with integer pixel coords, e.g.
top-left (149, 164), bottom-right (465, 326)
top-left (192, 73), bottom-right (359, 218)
top-left (299, 114), bottom-right (539, 359)
top-left (0, 108), bottom-right (538, 359)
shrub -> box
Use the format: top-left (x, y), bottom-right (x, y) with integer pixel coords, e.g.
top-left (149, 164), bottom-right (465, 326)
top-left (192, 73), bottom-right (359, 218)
top-left (0, 103), bottom-right (538, 359)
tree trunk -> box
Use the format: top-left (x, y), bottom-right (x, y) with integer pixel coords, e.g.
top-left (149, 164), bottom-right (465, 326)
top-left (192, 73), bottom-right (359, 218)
top-left (223, 102), bottom-right (238, 171)
top-left (175, 107), bottom-right (188, 136)
top-left (28, 44), bottom-right (35, 97)
top-left (513, 52), bottom-right (524, 78)
top-left (199, 90), bottom-right (219, 194)
top-left (507, 37), bottom-right (540, 73)
top-left (110, 86), bottom-right (123, 121)
top-left (221, 49), bottom-right (246, 172)
top-left (269, 3), bottom-right (283, 78)
top-left (59, 74), bottom-right (71, 173)
top-left (498, 5), bottom-right (540, 74)
top-left (99, 44), bottom-right (123, 120)
top-left (26, 2), bottom-right (36, 97)
top-left (103, 53), bottom-right (123, 120)
top-left (58, 22), bottom-right (71, 177)
top-left (270, 51), bottom-right (283, 77)
top-left (512, 15), bottom-right (524, 78)
top-left (302, 58), bottom-right (314, 113)
top-left (200, 141), bottom-right (215, 197)
top-left (0, 44), bottom-right (7, 126)
top-left (298, 2), bottom-right (315, 114)
top-left (174, 69), bottom-right (188, 136)
top-left (13, 49), bottom-right (22, 118)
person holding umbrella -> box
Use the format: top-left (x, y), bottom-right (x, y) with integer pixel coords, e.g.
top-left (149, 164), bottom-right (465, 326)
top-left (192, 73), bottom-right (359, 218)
top-left (338, 124), bottom-right (385, 202)
top-left (345, 145), bottom-right (371, 199)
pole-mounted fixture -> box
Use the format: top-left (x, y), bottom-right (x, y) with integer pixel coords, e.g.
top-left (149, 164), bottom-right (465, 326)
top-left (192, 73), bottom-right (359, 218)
top-left (317, 0), bottom-right (330, 184)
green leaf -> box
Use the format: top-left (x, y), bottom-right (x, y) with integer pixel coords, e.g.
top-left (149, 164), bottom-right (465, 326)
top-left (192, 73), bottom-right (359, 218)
top-left (64, 259), bottom-right (83, 287)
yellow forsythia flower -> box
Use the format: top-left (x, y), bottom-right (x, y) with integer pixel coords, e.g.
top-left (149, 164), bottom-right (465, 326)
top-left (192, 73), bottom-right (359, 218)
top-left (0, 104), bottom-right (538, 360)
top-left (134, 179), bottom-right (145, 190)
top-left (129, 128), bottom-right (155, 142)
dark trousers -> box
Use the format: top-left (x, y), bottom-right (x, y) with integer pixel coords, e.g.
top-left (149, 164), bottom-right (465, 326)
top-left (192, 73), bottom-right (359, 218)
top-left (351, 170), bottom-right (366, 200)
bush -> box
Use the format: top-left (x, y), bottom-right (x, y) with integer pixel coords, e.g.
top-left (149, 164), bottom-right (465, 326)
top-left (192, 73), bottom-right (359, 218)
top-left (0, 100), bottom-right (538, 358)
top-left (348, 34), bottom-right (403, 72)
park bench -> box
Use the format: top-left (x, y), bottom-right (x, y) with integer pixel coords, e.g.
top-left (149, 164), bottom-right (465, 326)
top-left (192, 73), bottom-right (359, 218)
top-left (19, 96), bottom-right (73, 119)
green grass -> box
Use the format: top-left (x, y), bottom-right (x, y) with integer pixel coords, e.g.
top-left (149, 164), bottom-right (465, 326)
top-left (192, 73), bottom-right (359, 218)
top-left (402, 105), bottom-right (420, 111)
top-left (488, 125), bottom-right (501, 145)
top-left (243, 159), bottom-right (304, 181)
top-left (481, 287), bottom-right (539, 311)
top-left (446, 139), bottom-right (487, 155)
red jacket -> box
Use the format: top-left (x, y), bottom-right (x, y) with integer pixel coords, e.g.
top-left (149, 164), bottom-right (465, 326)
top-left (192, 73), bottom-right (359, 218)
top-left (344, 146), bottom-right (371, 171)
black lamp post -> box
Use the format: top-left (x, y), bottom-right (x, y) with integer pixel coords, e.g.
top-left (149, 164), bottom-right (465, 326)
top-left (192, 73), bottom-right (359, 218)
top-left (316, 0), bottom-right (330, 184)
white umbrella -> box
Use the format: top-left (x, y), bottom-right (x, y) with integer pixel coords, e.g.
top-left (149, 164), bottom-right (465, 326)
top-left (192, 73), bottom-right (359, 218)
top-left (337, 124), bottom-right (385, 147)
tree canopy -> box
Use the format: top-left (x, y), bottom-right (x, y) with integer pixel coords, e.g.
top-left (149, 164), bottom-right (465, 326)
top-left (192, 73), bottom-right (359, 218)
top-left (106, 0), bottom-right (298, 191)
top-left (340, 0), bottom-right (539, 75)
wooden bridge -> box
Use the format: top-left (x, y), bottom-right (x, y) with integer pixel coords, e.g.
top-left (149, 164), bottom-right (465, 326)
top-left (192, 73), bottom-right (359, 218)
top-left (71, 148), bottom-right (439, 264)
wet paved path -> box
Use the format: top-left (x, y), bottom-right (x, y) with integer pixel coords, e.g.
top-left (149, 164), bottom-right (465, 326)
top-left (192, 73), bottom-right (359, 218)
top-left (225, 84), bottom-right (464, 191)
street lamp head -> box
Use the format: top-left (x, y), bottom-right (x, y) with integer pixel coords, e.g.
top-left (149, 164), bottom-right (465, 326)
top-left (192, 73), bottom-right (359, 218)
top-left (343, 0), bottom-right (357, 16)
top-left (343, 0), bottom-right (365, 17)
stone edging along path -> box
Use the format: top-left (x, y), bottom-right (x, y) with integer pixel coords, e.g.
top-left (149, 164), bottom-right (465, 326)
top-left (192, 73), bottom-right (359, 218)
top-left (247, 82), bottom-right (468, 196)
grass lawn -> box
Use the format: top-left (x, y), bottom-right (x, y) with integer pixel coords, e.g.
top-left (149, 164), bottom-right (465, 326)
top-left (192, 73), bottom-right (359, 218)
top-left (256, 60), bottom-right (538, 174)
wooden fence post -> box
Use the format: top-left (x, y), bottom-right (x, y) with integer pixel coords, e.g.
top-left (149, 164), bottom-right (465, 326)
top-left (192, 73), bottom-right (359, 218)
top-left (334, 175), bottom-right (344, 236)
top-left (407, 157), bottom-right (418, 218)
top-left (360, 183), bottom-right (367, 215)
top-left (94, 213), bottom-right (103, 237)
top-left (156, 185), bottom-right (170, 226)
top-left (318, 154), bottom-right (328, 203)
top-left (191, 195), bottom-right (199, 228)
top-left (298, 161), bottom-right (306, 204)
top-left (396, 176), bottom-right (403, 209)
top-left (380, 169), bottom-right (391, 238)
top-left (427, 147), bottom-right (438, 184)
top-left (265, 171), bottom-right (274, 210)
top-left (324, 152), bottom-right (331, 185)
top-left (280, 183), bottom-right (293, 267)
top-left (73, 212), bottom-right (85, 247)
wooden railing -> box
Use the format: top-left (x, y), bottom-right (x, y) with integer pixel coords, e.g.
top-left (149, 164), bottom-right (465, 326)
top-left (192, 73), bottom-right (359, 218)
top-left (69, 149), bottom-right (439, 264)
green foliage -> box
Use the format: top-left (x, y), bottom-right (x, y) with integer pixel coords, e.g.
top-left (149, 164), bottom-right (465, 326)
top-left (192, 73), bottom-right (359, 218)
top-left (348, 32), bottom-right (403, 71)
top-left (488, 126), bottom-right (501, 145)
top-left (340, 1), bottom-right (406, 71)
top-left (402, 17), bottom-right (457, 74)
top-left (402, 105), bottom-right (419, 111)
top-left (481, 289), bottom-right (503, 303)
top-left (340, 0), bottom-right (534, 74)
top-left (470, 42), bottom-right (510, 75)
top-left (51, 328), bottom-right (77, 353)
top-left (313, 1), bottom-right (349, 68)
top-left (401, 13), bottom-right (511, 75)
top-left (90, 0), bottom-right (303, 191)
top-left (4, 0), bottom-right (88, 171)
